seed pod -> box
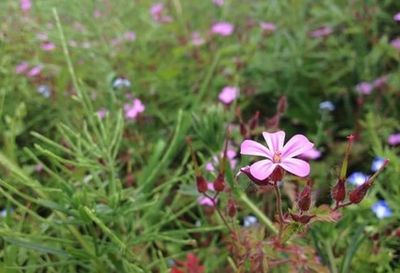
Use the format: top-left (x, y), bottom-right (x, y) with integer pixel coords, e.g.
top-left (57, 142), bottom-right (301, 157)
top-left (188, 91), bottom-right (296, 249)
top-left (277, 96), bottom-right (287, 114)
top-left (213, 173), bottom-right (225, 192)
top-left (349, 182), bottom-right (371, 204)
top-left (331, 178), bottom-right (346, 203)
top-left (227, 199), bottom-right (237, 218)
top-left (298, 182), bottom-right (312, 211)
top-left (290, 213), bottom-right (315, 224)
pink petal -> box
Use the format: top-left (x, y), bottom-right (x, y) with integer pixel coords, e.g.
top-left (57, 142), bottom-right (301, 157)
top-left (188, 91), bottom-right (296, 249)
top-left (240, 140), bottom-right (272, 159)
top-left (280, 158), bottom-right (310, 177)
top-left (281, 134), bottom-right (314, 158)
top-left (249, 159), bottom-right (277, 180)
top-left (262, 131), bottom-right (285, 153)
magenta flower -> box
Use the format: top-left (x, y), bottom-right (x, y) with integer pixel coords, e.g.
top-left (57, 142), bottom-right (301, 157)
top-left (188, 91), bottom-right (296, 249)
top-left (355, 81), bottom-right (373, 95)
top-left (211, 22), bottom-right (234, 36)
top-left (218, 86), bottom-right (239, 105)
top-left (388, 133), bottom-right (400, 146)
top-left (197, 183), bottom-right (217, 207)
top-left (259, 22), bottom-right (276, 33)
top-left (27, 65), bottom-right (42, 77)
top-left (150, 3), bottom-right (172, 23)
top-left (191, 32), bottom-right (205, 46)
top-left (124, 99), bottom-right (145, 120)
top-left (373, 75), bottom-right (388, 89)
top-left (41, 42), bottom-right (56, 51)
top-left (390, 38), bottom-right (400, 50)
top-left (20, 0), bottom-right (31, 12)
top-left (240, 131), bottom-right (314, 180)
top-left (205, 148), bottom-right (237, 173)
top-left (96, 108), bottom-right (108, 119)
top-left (212, 0), bottom-right (224, 6)
top-left (310, 26), bottom-right (333, 38)
top-left (15, 62), bottom-right (29, 74)
top-left (394, 12), bottom-right (400, 22)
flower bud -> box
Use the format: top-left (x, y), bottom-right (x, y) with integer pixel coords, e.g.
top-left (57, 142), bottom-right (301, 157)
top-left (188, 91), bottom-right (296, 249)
top-left (227, 199), bottom-right (237, 218)
top-left (331, 178), bottom-right (346, 203)
top-left (298, 182), bottom-right (312, 211)
top-left (196, 176), bottom-right (208, 193)
top-left (213, 173), bottom-right (225, 192)
top-left (249, 111), bottom-right (260, 130)
top-left (270, 166), bottom-right (284, 182)
top-left (349, 182), bottom-right (370, 204)
top-left (277, 96), bottom-right (287, 114)
top-left (240, 123), bottom-right (248, 137)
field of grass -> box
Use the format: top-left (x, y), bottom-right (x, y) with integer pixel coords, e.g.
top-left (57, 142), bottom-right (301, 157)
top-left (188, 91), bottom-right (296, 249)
top-left (0, 0), bottom-right (400, 272)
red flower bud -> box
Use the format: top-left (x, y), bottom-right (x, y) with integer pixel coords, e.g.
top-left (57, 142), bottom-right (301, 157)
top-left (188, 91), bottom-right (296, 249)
top-left (290, 213), bottom-right (315, 224)
top-left (298, 183), bottom-right (312, 211)
top-left (349, 182), bottom-right (371, 204)
top-left (270, 166), bottom-right (284, 182)
top-left (331, 178), bottom-right (346, 203)
top-left (196, 176), bottom-right (208, 193)
top-left (213, 173), bottom-right (225, 192)
top-left (227, 199), bottom-right (237, 217)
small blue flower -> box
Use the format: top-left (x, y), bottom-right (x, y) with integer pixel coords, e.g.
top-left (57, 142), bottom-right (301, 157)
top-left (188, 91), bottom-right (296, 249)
top-left (37, 85), bottom-right (51, 98)
top-left (112, 77), bottom-right (131, 89)
top-left (371, 200), bottom-right (392, 219)
top-left (243, 215), bottom-right (258, 227)
top-left (0, 208), bottom-right (13, 218)
top-left (371, 157), bottom-right (385, 172)
top-left (347, 172), bottom-right (369, 186)
top-left (319, 101), bottom-right (335, 111)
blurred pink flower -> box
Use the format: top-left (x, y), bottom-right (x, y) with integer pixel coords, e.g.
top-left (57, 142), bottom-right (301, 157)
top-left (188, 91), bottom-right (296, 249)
top-left (41, 42), bottom-right (56, 51)
top-left (373, 75), bottom-right (388, 89)
top-left (260, 22), bottom-right (276, 33)
top-left (300, 147), bottom-right (321, 160)
top-left (123, 31), bottom-right (136, 41)
top-left (191, 32), bottom-right (205, 46)
top-left (20, 0), bottom-right (31, 12)
top-left (197, 183), bottom-right (216, 207)
top-left (355, 82), bottom-right (373, 95)
top-left (240, 131), bottom-right (314, 180)
top-left (388, 133), bottom-right (400, 146)
top-left (94, 9), bottom-right (102, 18)
top-left (394, 12), bottom-right (400, 22)
top-left (27, 65), bottom-right (42, 77)
top-left (15, 62), bottom-right (29, 74)
top-left (124, 99), bottom-right (145, 120)
top-left (310, 26), bottom-right (333, 38)
top-left (218, 86), bottom-right (239, 104)
top-left (390, 38), bottom-right (400, 50)
top-left (150, 3), bottom-right (172, 23)
top-left (212, 0), bottom-right (224, 6)
top-left (211, 22), bottom-right (234, 36)
top-left (206, 148), bottom-right (237, 173)
top-left (97, 108), bottom-right (108, 119)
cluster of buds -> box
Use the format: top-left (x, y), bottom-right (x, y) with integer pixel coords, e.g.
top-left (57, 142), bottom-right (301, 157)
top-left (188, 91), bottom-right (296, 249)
top-left (331, 135), bottom-right (389, 209)
top-left (291, 179), bottom-right (315, 224)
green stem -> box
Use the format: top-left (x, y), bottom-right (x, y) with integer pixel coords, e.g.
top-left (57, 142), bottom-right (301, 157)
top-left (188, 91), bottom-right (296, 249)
top-left (238, 192), bottom-right (278, 235)
top-left (325, 241), bottom-right (338, 273)
top-left (273, 183), bottom-right (285, 239)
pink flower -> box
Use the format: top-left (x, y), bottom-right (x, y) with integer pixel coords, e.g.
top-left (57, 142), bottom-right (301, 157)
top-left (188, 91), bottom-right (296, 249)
top-left (206, 148), bottom-right (237, 173)
top-left (191, 32), bottom-right (205, 46)
top-left (20, 0), bottom-right (31, 12)
top-left (97, 108), bottom-right (108, 119)
top-left (390, 38), bottom-right (400, 50)
top-left (260, 22), bottom-right (276, 33)
top-left (124, 99), bottom-right (145, 120)
top-left (240, 131), bottom-right (314, 180)
top-left (15, 62), bottom-right (29, 74)
top-left (94, 9), bottom-right (102, 18)
top-left (211, 22), bottom-right (234, 36)
top-left (27, 65), bottom-right (42, 77)
top-left (218, 86), bottom-right (239, 104)
top-left (150, 3), bottom-right (172, 23)
top-left (41, 42), bottom-right (56, 51)
top-left (123, 31), bottom-right (136, 41)
top-left (212, 0), bottom-right (224, 6)
top-left (388, 133), bottom-right (400, 146)
top-left (373, 75), bottom-right (388, 89)
top-left (300, 147), bottom-right (321, 160)
top-left (310, 26), bottom-right (333, 38)
top-left (394, 12), bottom-right (400, 22)
top-left (197, 183), bottom-right (216, 207)
top-left (355, 81), bottom-right (373, 95)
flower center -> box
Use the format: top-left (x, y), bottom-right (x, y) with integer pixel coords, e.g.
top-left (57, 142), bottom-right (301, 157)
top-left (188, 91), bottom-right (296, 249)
top-left (273, 152), bottom-right (281, 163)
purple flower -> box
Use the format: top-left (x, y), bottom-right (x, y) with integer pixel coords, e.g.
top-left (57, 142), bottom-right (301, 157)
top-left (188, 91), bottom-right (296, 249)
top-left (372, 75), bottom-right (388, 89)
top-left (218, 86), bottom-right (239, 105)
top-left (123, 31), bottom-right (136, 41)
top-left (390, 38), bottom-right (400, 50)
top-left (124, 99), bottom-right (145, 120)
top-left (394, 12), bottom-right (400, 22)
top-left (211, 22), bottom-right (234, 36)
top-left (212, 0), bottom-right (224, 6)
top-left (259, 22), bottom-right (276, 33)
top-left (347, 172), bottom-right (368, 186)
top-left (300, 147), bottom-right (321, 160)
top-left (97, 108), bottom-right (108, 119)
top-left (27, 65), bottom-right (42, 77)
top-left (41, 42), bottom-right (56, 51)
top-left (388, 133), bottom-right (400, 146)
top-left (15, 62), bottom-right (29, 74)
top-left (240, 131), bottom-right (314, 180)
top-left (310, 26), bottom-right (333, 38)
top-left (20, 0), bottom-right (31, 12)
top-left (371, 200), bottom-right (392, 219)
top-left (205, 148), bottom-right (237, 173)
top-left (197, 183), bottom-right (216, 207)
top-left (150, 3), bottom-right (172, 23)
top-left (191, 32), bottom-right (205, 46)
top-left (355, 82), bottom-right (373, 95)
